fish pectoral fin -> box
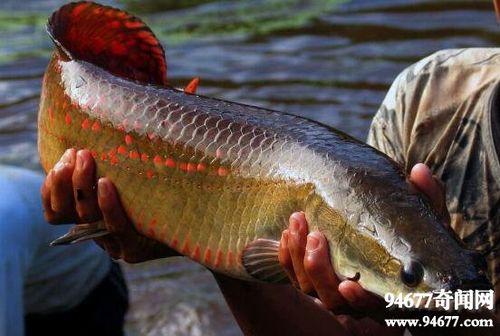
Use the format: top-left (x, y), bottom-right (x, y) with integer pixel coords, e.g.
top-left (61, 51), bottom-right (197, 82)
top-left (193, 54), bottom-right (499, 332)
top-left (184, 77), bottom-right (200, 94)
top-left (50, 222), bottom-right (110, 246)
top-left (242, 238), bottom-right (289, 284)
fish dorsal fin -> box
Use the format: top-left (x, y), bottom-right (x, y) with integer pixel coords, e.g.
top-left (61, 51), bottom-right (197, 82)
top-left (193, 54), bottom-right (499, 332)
top-left (184, 77), bottom-right (200, 94)
top-left (242, 239), bottom-right (290, 284)
top-left (47, 1), bottom-right (167, 86)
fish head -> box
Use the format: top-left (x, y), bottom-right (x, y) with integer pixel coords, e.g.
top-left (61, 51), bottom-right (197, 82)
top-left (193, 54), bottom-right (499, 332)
top-left (351, 189), bottom-right (492, 300)
top-left (385, 207), bottom-right (491, 294)
top-left (315, 184), bottom-right (492, 302)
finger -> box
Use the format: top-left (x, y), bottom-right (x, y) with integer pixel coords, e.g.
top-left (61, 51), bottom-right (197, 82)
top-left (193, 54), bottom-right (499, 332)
top-left (304, 231), bottom-right (345, 310)
top-left (409, 163), bottom-right (442, 207)
top-left (50, 149), bottom-right (78, 221)
top-left (72, 149), bottom-right (101, 222)
top-left (278, 230), bottom-right (298, 284)
top-left (41, 170), bottom-right (61, 223)
top-left (97, 177), bottom-right (133, 236)
top-left (409, 163), bottom-right (449, 225)
top-left (338, 280), bottom-right (385, 313)
top-left (288, 212), bottom-right (314, 293)
top-left (97, 178), bottom-right (179, 263)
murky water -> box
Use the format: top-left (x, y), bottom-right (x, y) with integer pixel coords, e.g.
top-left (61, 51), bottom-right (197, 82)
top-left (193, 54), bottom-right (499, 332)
top-left (1, 0), bottom-right (499, 334)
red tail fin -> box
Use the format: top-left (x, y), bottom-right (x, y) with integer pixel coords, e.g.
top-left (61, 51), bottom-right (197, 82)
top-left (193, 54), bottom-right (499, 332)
top-left (47, 1), bottom-right (167, 86)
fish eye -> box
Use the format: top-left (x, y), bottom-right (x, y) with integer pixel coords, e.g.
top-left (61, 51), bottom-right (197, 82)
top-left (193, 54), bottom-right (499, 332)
top-left (400, 260), bottom-right (424, 287)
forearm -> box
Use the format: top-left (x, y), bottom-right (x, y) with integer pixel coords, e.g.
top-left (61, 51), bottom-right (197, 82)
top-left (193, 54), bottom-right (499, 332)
top-left (213, 273), bottom-right (349, 336)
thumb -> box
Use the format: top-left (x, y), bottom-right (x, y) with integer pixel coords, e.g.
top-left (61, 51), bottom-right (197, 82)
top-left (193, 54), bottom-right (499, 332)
top-left (409, 163), bottom-right (450, 226)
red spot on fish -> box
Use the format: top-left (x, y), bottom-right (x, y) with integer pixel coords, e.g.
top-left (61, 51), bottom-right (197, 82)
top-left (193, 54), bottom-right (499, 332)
top-left (148, 218), bottom-right (157, 238)
top-left (64, 113), bottom-right (72, 125)
top-left (214, 249), bottom-right (223, 268)
top-left (196, 163), bottom-right (206, 172)
top-left (108, 149), bottom-right (118, 165)
top-left (117, 145), bottom-right (127, 155)
top-left (153, 155), bottom-right (163, 165)
top-left (125, 134), bottom-right (133, 145)
top-left (192, 244), bottom-right (201, 261)
top-left (171, 235), bottom-right (178, 248)
top-left (91, 121), bottom-right (101, 132)
top-left (218, 167), bottom-right (228, 177)
top-left (179, 162), bottom-right (188, 171)
top-left (90, 150), bottom-right (97, 158)
top-left (187, 163), bottom-right (197, 172)
top-left (100, 152), bottom-right (108, 161)
top-left (182, 239), bottom-right (191, 255)
top-left (136, 220), bottom-right (144, 232)
top-left (203, 248), bottom-right (212, 264)
top-left (81, 118), bottom-right (90, 129)
top-left (141, 153), bottom-right (149, 162)
top-left (146, 169), bottom-right (155, 179)
top-left (136, 209), bottom-right (145, 231)
top-left (149, 218), bottom-right (157, 230)
top-left (129, 150), bottom-right (139, 160)
top-left (165, 158), bottom-right (176, 168)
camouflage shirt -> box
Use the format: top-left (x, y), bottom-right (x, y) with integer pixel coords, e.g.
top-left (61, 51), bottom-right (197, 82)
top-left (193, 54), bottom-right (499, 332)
top-left (367, 48), bottom-right (500, 304)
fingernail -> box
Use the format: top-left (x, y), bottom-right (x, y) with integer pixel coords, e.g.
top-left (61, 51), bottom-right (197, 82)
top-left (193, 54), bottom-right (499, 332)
top-left (306, 232), bottom-right (320, 252)
top-left (54, 149), bottom-right (73, 171)
top-left (290, 217), bottom-right (299, 233)
top-left (413, 163), bottom-right (432, 179)
top-left (98, 179), bottom-right (109, 198)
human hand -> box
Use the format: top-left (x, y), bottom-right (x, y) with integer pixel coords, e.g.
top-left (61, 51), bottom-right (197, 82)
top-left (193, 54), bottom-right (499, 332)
top-left (278, 163), bottom-right (449, 315)
top-left (41, 148), bottom-right (177, 262)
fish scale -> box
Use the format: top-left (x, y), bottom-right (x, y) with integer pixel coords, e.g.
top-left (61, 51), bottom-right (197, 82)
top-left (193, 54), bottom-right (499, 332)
top-left (39, 2), bottom-right (491, 298)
